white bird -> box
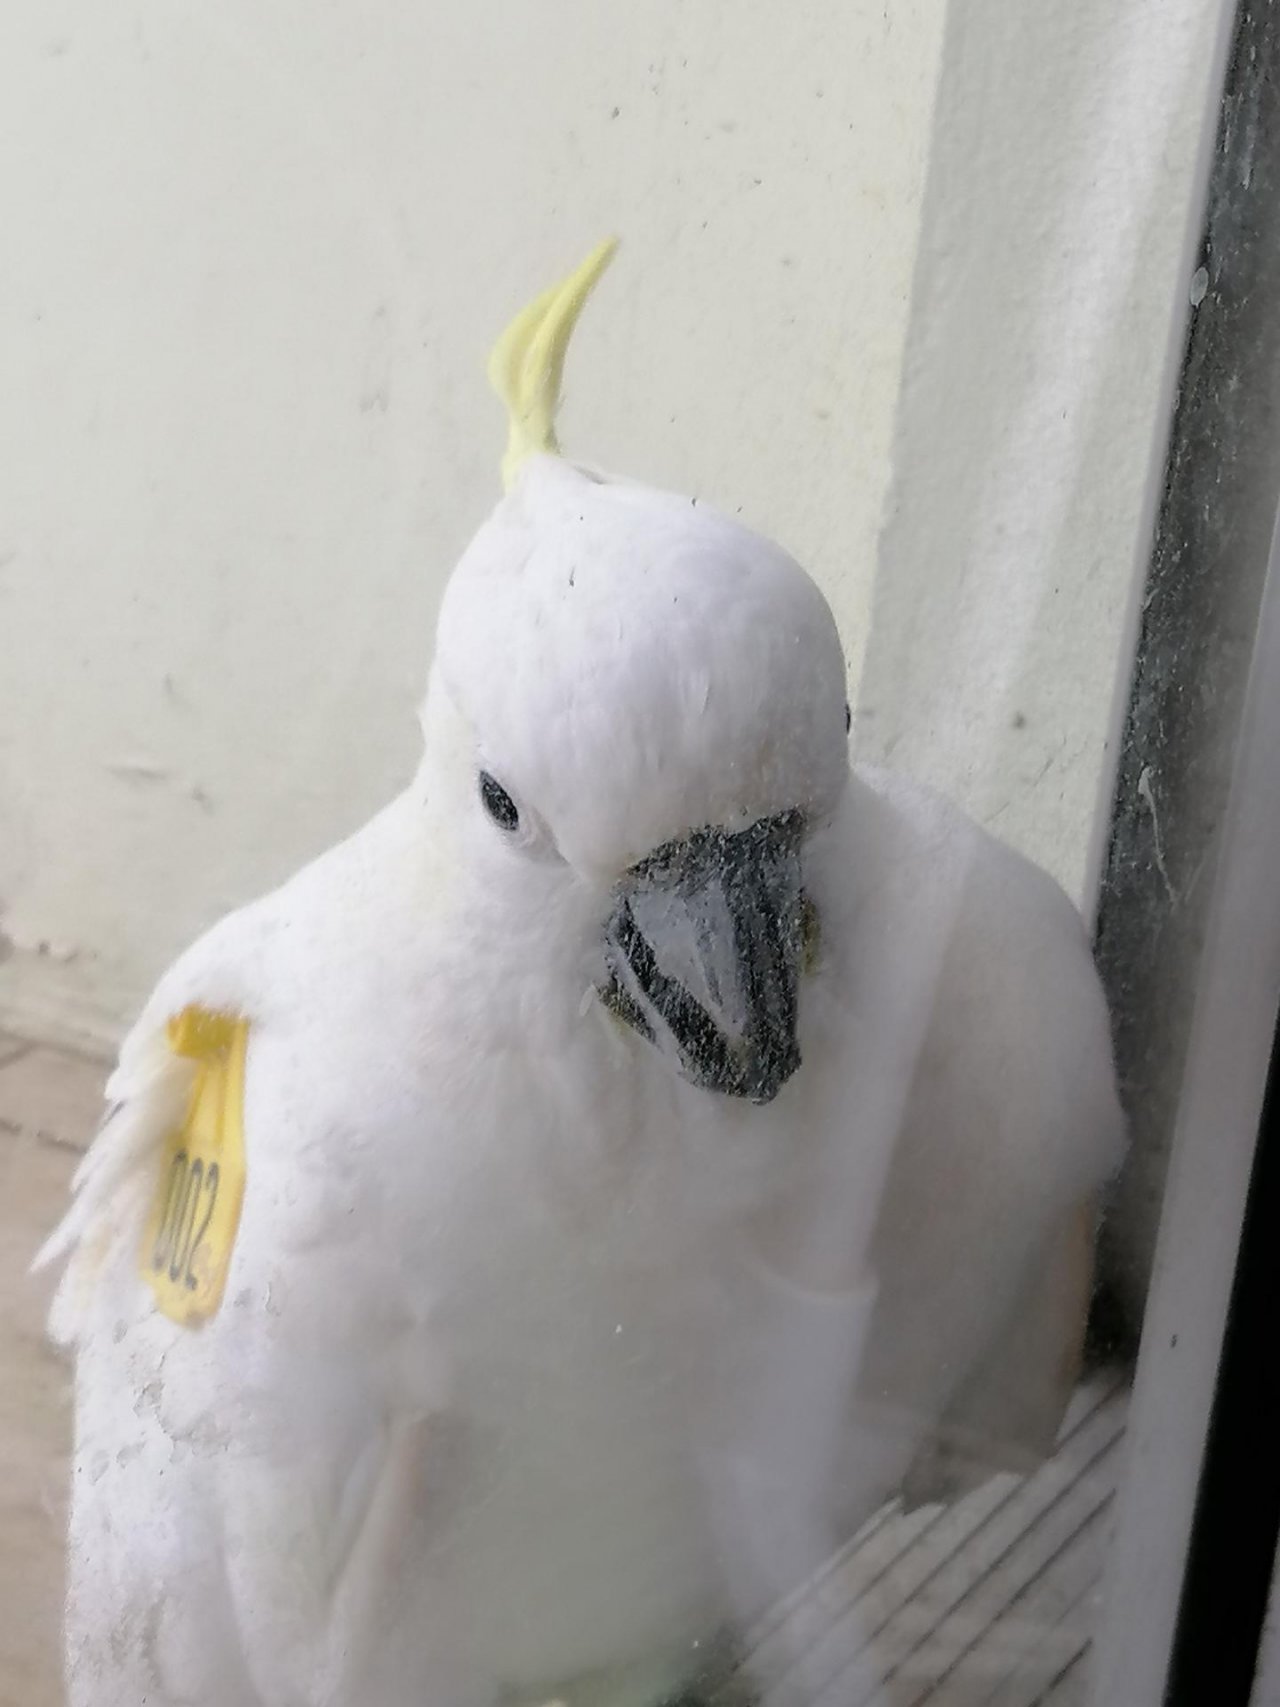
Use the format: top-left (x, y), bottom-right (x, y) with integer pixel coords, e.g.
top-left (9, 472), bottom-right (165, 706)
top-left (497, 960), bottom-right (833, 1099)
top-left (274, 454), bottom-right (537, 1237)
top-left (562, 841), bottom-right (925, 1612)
top-left (40, 240), bottom-right (1124, 1707)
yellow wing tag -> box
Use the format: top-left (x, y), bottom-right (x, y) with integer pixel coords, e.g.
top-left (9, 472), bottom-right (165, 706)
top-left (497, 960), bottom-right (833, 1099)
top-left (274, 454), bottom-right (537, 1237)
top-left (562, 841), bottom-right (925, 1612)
top-left (140, 1006), bottom-right (249, 1326)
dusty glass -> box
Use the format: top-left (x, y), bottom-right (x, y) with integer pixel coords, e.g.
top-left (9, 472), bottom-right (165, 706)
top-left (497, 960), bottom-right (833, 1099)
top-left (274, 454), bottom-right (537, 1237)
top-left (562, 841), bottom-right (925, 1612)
top-left (1, 1), bottom-right (1272, 1704)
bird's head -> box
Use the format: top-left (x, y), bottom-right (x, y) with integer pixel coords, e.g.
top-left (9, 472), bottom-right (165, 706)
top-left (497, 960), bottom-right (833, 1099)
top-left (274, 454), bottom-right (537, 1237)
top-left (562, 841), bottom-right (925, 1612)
top-left (423, 243), bottom-right (850, 1106)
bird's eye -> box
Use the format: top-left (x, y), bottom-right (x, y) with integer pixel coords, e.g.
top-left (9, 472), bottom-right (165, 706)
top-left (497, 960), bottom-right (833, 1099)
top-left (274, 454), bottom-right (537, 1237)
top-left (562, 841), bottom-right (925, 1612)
top-left (479, 771), bottom-right (520, 832)
top-left (844, 702), bottom-right (852, 734)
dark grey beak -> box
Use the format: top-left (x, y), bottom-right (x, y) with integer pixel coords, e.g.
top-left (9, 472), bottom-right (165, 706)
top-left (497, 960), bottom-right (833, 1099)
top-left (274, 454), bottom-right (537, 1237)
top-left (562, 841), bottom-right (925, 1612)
top-left (600, 809), bottom-right (808, 1105)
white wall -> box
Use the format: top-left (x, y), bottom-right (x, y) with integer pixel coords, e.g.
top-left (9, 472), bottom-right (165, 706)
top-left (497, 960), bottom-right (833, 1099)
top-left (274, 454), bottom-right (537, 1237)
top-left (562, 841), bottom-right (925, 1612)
top-left (0, 0), bottom-right (948, 1050)
top-left (857, 0), bottom-right (1226, 906)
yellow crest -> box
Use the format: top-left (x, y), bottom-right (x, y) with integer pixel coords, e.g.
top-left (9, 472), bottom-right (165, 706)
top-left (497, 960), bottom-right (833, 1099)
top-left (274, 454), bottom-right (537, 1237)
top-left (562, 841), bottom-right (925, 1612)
top-left (488, 237), bottom-right (618, 491)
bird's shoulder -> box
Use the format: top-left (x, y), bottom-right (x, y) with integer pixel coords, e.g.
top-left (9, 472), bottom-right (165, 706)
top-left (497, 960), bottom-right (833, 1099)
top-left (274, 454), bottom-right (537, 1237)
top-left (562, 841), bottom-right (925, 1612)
top-left (849, 763), bottom-right (1124, 1195)
top-left (37, 793), bottom-right (445, 1342)
top-left (850, 762), bottom-right (1097, 977)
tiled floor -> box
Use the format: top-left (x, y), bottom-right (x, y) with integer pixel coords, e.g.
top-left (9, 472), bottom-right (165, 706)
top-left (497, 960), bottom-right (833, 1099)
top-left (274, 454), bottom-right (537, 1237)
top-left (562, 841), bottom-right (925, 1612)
top-left (0, 1034), bottom-right (1122, 1707)
top-left (0, 1036), bottom-right (107, 1707)
top-left (730, 1376), bottom-right (1121, 1706)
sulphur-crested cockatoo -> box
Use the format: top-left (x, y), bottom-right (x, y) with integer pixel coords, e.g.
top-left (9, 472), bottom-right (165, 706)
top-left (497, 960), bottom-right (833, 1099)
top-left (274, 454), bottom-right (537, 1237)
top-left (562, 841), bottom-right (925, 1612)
top-left (40, 240), bottom-right (1124, 1707)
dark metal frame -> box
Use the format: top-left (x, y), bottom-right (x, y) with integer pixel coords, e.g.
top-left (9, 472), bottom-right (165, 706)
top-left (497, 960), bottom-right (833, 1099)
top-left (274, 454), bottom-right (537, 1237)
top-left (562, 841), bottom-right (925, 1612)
top-left (1089, 2), bottom-right (1280, 1698)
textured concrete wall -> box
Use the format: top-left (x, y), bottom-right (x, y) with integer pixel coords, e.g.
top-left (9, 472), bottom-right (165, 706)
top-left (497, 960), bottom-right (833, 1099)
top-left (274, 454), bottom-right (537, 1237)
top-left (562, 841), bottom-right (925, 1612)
top-left (855, 0), bottom-right (1224, 910)
top-left (0, 0), bottom-right (946, 1048)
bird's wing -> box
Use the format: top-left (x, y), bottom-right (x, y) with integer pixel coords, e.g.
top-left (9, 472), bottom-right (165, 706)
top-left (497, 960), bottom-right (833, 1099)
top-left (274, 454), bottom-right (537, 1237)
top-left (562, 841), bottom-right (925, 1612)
top-left (900, 1193), bottom-right (1099, 1507)
top-left (36, 792), bottom-right (415, 1341)
top-left (842, 768), bottom-right (1125, 1509)
top-left (44, 873), bottom-right (468, 1702)
top-left (199, 1022), bottom-right (463, 1705)
top-left (34, 899), bottom-right (272, 1347)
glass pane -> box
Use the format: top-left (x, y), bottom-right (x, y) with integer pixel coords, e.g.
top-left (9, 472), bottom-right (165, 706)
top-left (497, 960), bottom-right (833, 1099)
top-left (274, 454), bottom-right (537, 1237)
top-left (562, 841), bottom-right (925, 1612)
top-left (1, 1), bottom-right (1268, 1704)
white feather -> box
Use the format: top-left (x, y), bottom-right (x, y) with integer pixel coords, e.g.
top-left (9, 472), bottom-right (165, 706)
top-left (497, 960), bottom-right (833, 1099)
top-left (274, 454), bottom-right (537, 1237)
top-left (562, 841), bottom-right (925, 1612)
top-left (46, 458), bottom-right (1124, 1707)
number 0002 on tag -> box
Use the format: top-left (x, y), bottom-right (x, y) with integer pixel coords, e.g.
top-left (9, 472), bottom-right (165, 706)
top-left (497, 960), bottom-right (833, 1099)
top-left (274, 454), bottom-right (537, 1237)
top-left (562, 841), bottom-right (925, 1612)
top-left (141, 1007), bottom-right (249, 1326)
